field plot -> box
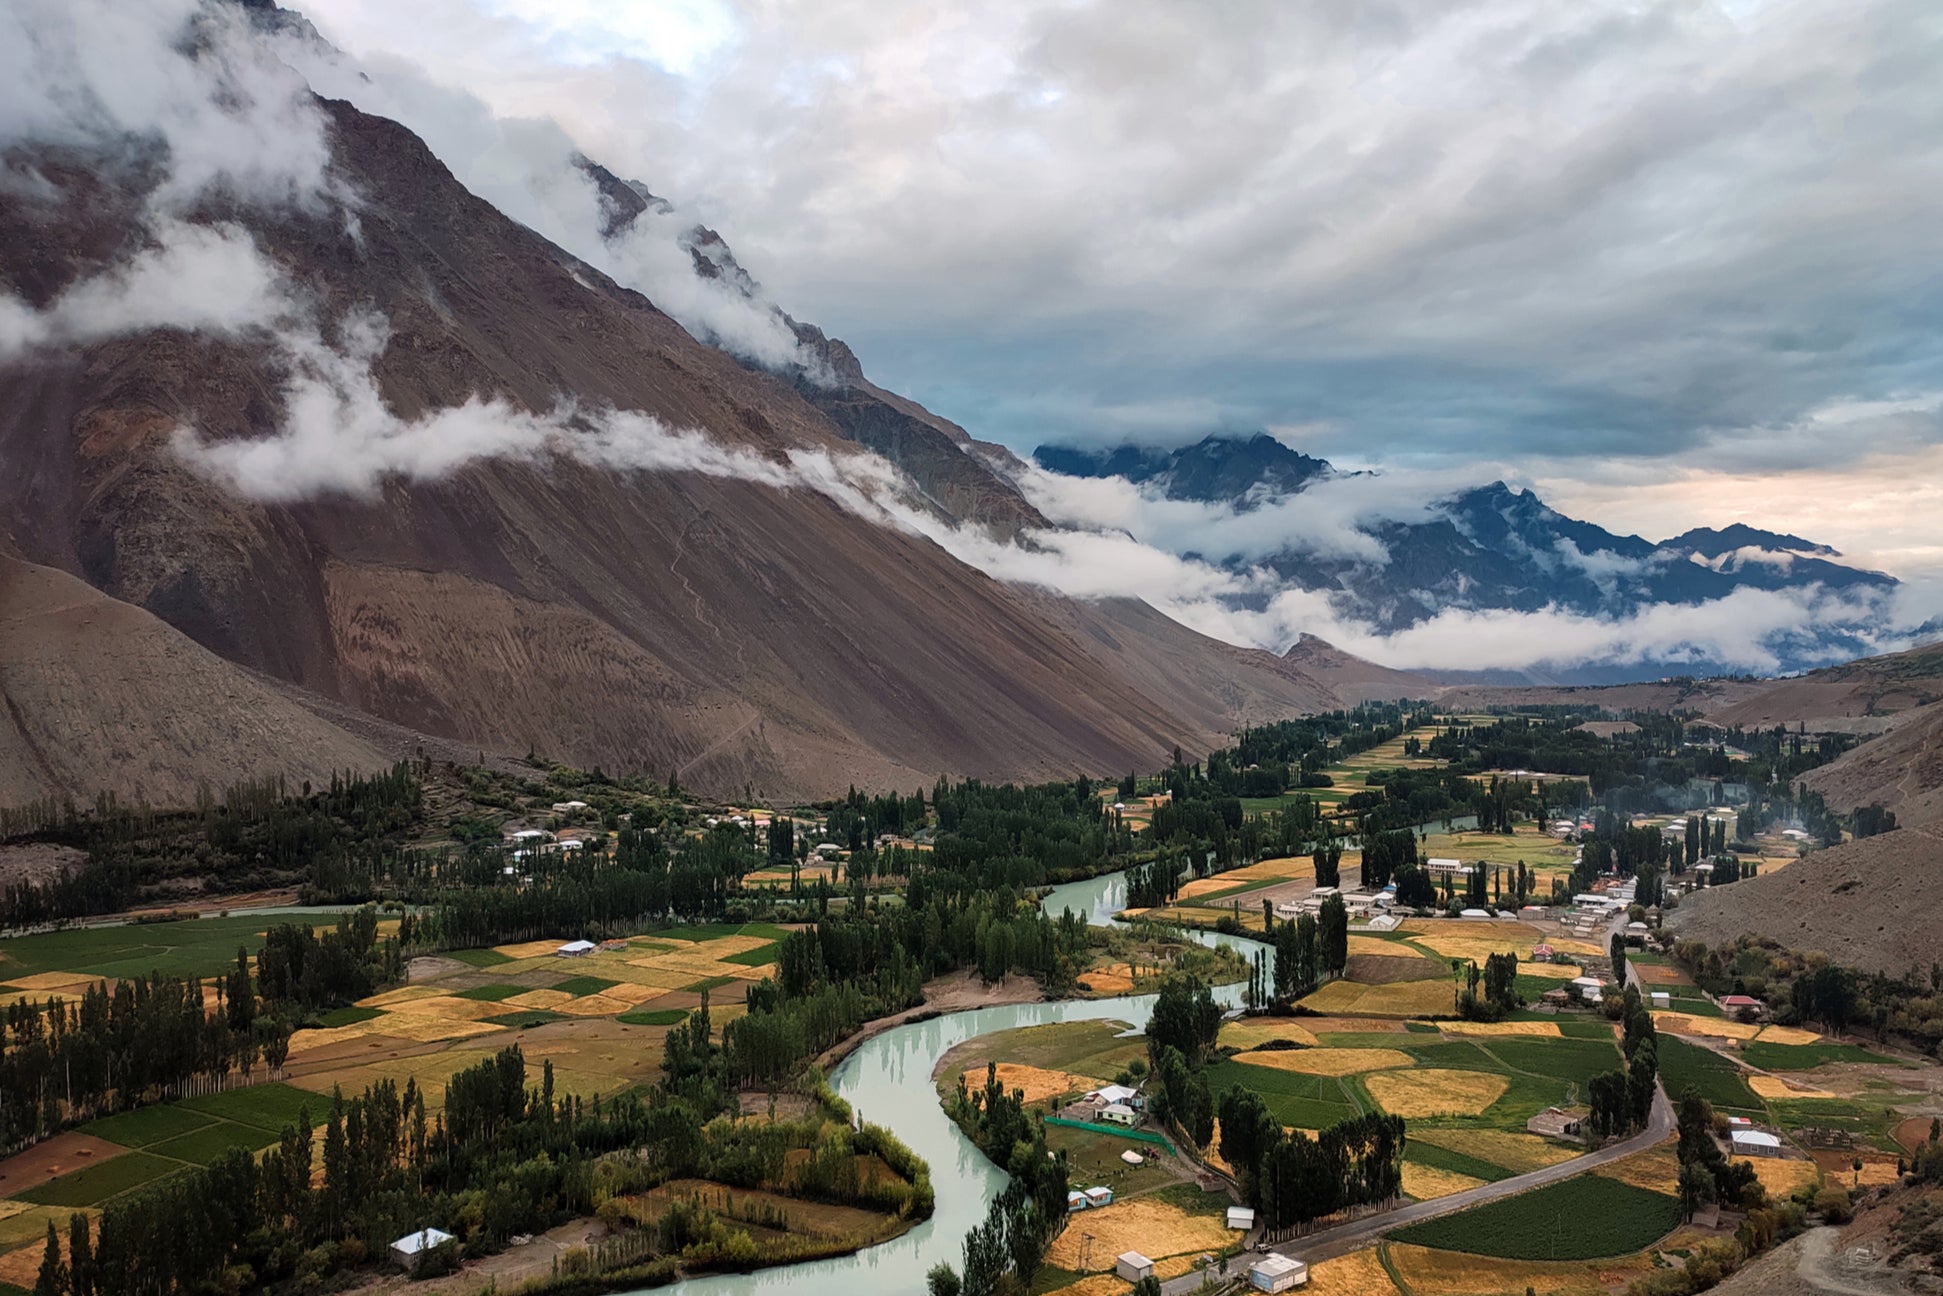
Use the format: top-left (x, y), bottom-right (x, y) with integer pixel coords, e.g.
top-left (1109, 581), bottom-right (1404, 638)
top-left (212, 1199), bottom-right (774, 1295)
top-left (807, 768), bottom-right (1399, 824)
top-left (1175, 855), bottom-right (1313, 902)
top-left (0, 912), bottom-right (350, 982)
top-left (1750, 1075), bottom-right (1838, 1100)
top-left (1410, 1129), bottom-right (1582, 1174)
top-left (1402, 1160), bottom-right (1486, 1200)
top-left (1651, 1012), bottom-right (1760, 1042)
top-left (1042, 1197), bottom-right (1229, 1272)
top-left (1749, 1158), bottom-right (1821, 1198)
top-left (1303, 1248), bottom-right (1403, 1296)
top-left (1219, 1018), bottom-right (1320, 1050)
top-left (1592, 1140), bottom-right (1682, 1195)
top-left (1230, 1047), bottom-right (1412, 1076)
top-left (1043, 1124), bottom-right (1178, 1197)
top-left (1414, 825), bottom-right (1580, 870)
top-left (1207, 1059), bottom-right (1358, 1130)
top-left (1438, 1021), bottom-right (1560, 1039)
top-left (1364, 1069), bottom-right (1508, 1117)
top-left (1657, 1039), bottom-right (1762, 1112)
top-left (1300, 977), bottom-right (1455, 1018)
top-left (938, 1021), bottom-right (1144, 1092)
top-left (1383, 1242), bottom-right (1658, 1295)
top-left (1389, 1173), bottom-right (1681, 1259)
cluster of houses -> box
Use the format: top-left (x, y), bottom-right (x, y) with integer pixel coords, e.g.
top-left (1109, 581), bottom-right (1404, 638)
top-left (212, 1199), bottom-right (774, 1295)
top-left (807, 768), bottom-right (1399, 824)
top-left (1112, 1245), bottom-right (1308, 1292)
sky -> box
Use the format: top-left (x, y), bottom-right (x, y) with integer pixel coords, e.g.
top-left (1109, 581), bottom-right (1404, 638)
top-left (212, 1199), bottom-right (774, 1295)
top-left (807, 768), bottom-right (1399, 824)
top-left (292, 0), bottom-right (1943, 588)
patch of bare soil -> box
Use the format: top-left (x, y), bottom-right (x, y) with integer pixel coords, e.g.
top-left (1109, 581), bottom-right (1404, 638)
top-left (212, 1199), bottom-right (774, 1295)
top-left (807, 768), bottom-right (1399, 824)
top-left (1343, 953), bottom-right (1443, 985)
top-left (0, 1132), bottom-right (126, 1194)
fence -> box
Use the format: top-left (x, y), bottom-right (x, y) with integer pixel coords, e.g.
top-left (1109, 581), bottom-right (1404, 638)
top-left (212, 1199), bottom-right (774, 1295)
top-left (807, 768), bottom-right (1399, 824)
top-left (1042, 1116), bottom-right (1176, 1154)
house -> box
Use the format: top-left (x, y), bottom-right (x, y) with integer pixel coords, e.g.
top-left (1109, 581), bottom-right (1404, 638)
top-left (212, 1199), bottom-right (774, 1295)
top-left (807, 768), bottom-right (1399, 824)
top-left (1541, 988), bottom-right (1572, 1009)
top-left (1099, 1103), bottom-right (1138, 1127)
top-left (1650, 991), bottom-right (1672, 1010)
top-left (1725, 1115), bottom-right (1753, 1129)
top-left (1731, 1130), bottom-right (1783, 1158)
top-left (1424, 858), bottom-right (1468, 877)
top-left (550, 800), bottom-right (589, 813)
top-left (1066, 1190), bottom-right (1087, 1213)
top-left (556, 939), bottom-right (597, 957)
top-left (390, 1228), bottom-right (456, 1273)
top-left (1085, 1186), bottom-right (1114, 1208)
top-left (1248, 1254), bottom-right (1309, 1291)
top-left (1459, 907), bottom-right (1492, 920)
top-left (1116, 1252), bottom-right (1155, 1283)
top-left (1720, 994), bottom-right (1762, 1011)
top-left (1227, 1206), bottom-right (1256, 1231)
top-left (1088, 1084), bottom-right (1139, 1106)
top-left (1527, 1107), bottom-right (1586, 1141)
top-left (1531, 944), bottom-right (1556, 963)
top-left (1627, 921), bottom-right (1649, 933)
top-left (509, 828), bottom-right (552, 842)
top-left (1362, 914), bottom-right (1401, 931)
top-left (814, 842), bottom-right (842, 858)
top-left (1570, 976), bottom-right (1604, 1001)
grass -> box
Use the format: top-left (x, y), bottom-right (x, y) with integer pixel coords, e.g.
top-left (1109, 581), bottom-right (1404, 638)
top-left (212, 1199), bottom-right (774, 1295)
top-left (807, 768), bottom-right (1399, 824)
top-left (1403, 1139), bottom-right (1514, 1183)
top-left (1482, 1037), bottom-right (1624, 1088)
top-left (181, 1084), bottom-right (322, 1131)
top-left (146, 1122), bottom-right (279, 1166)
top-left (488, 1010), bottom-right (567, 1029)
top-left (454, 983), bottom-right (531, 1002)
top-left (658, 922), bottom-right (794, 944)
top-left (619, 1008), bottom-right (689, 1027)
top-left (446, 948), bottom-right (514, 968)
top-left (1742, 1041), bottom-right (1902, 1070)
top-left (1658, 1038), bottom-right (1762, 1113)
top-left (1208, 1058), bottom-right (1359, 1129)
top-left (722, 942), bottom-right (781, 966)
top-left (1389, 1174), bottom-right (1681, 1259)
top-left (0, 913), bottom-right (346, 982)
top-left (317, 1005), bottom-right (383, 1028)
top-left (84, 1104), bottom-right (215, 1148)
top-left (1042, 1124), bottom-right (1179, 1197)
top-left (17, 1152), bottom-right (184, 1207)
top-left (684, 975), bottom-right (737, 994)
top-left (1556, 1019), bottom-right (1622, 1040)
top-left (552, 975), bottom-right (619, 997)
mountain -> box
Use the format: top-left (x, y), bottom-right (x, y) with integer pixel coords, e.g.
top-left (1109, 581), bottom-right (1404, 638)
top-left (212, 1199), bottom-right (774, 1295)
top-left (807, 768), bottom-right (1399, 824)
top-left (0, 7), bottom-right (1342, 809)
top-left (1037, 432), bottom-right (1336, 503)
top-left (1031, 436), bottom-right (1899, 675)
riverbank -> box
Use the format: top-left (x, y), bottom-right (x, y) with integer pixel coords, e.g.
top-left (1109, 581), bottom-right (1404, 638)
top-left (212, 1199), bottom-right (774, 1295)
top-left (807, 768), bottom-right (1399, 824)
top-left (810, 968), bottom-right (1047, 1073)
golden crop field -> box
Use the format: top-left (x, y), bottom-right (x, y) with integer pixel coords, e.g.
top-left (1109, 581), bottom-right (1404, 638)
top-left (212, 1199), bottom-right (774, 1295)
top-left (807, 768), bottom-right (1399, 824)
top-left (1437, 1020), bottom-right (1561, 1038)
top-left (1303, 1248), bottom-right (1402, 1296)
top-left (1651, 1012), bottom-right (1760, 1041)
top-left (1749, 1159), bottom-right (1820, 1197)
top-left (1402, 1161), bottom-right (1486, 1201)
top-left (1410, 1129), bottom-right (1582, 1173)
top-left (972, 1063), bottom-right (1100, 1103)
top-left (1347, 934), bottom-right (1410, 957)
top-left (1753, 1025), bottom-right (1822, 1046)
top-left (1631, 964), bottom-right (1692, 987)
top-left (1593, 1140), bottom-right (1681, 1196)
top-left (1384, 1243), bottom-right (1656, 1295)
top-left (1365, 1069), bottom-right (1508, 1117)
top-left (1403, 922), bottom-right (1547, 963)
top-left (1042, 1198), bottom-right (1229, 1271)
top-left (1231, 1047), bottom-right (1413, 1076)
top-left (1519, 962), bottom-right (1584, 980)
top-left (1219, 1019), bottom-right (1320, 1050)
top-left (1302, 977), bottom-right (1456, 1018)
top-left (1750, 1075), bottom-right (1836, 1100)
top-left (1177, 856), bottom-right (1313, 901)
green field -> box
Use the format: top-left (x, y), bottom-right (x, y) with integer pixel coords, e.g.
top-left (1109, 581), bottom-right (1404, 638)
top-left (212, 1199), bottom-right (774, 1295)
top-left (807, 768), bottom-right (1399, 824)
top-left (552, 975), bottom-right (619, 997)
top-left (1389, 1174), bottom-right (1682, 1259)
top-left (1742, 1041), bottom-right (1902, 1071)
top-left (1207, 1059), bottom-right (1359, 1129)
top-left (1402, 1139), bottom-right (1515, 1183)
top-left (1415, 826), bottom-right (1579, 869)
top-left (318, 1005), bottom-right (383, 1027)
top-left (446, 948), bottom-right (514, 967)
top-left (619, 1008), bottom-right (689, 1027)
top-left (455, 983), bottom-right (531, 1002)
top-left (723, 942), bottom-right (781, 966)
top-left (147, 1122), bottom-right (279, 1166)
top-left (1481, 1037), bottom-right (1624, 1089)
top-left (1043, 1123), bottom-right (1177, 1196)
top-left (18, 1152), bottom-right (184, 1208)
top-left (1658, 1038), bottom-right (1762, 1112)
top-left (941, 1021), bottom-right (1147, 1087)
top-left (488, 1010), bottom-right (567, 1029)
top-left (0, 911), bottom-right (350, 982)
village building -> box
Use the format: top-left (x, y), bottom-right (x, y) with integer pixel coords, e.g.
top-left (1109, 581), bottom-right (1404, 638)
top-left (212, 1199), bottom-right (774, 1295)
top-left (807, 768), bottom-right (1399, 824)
top-left (1084, 1186), bottom-right (1114, 1208)
top-left (389, 1228), bottom-right (455, 1274)
top-left (1527, 1107), bottom-right (1587, 1142)
top-left (1249, 1254), bottom-right (1309, 1291)
top-left (1227, 1206), bottom-right (1256, 1231)
top-left (1099, 1103), bottom-right (1138, 1127)
top-left (1116, 1252), bottom-right (1154, 1283)
top-left (1731, 1130), bottom-right (1783, 1158)
top-left (556, 939), bottom-right (597, 957)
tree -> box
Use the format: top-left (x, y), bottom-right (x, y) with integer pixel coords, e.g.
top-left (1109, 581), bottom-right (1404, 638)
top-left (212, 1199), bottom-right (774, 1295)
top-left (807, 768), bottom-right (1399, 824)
top-left (1313, 842), bottom-right (1342, 889)
top-left (1609, 932), bottom-right (1628, 987)
top-left (927, 1263), bottom-right (963, 1296)
top-left (1678, 1160), bottom-right (1716, 1220)
top-left (1319, 894), bottom-right (1349, 976)
top-left (33, 1221), bottom-right (64, 1296)
top-left (1148, 977), bottom-right (1221, 1066)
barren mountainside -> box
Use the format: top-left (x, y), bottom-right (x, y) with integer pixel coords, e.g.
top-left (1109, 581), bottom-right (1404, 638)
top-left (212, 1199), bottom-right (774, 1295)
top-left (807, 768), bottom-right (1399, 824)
top-left (0, 74), bottom-right (1339, 807)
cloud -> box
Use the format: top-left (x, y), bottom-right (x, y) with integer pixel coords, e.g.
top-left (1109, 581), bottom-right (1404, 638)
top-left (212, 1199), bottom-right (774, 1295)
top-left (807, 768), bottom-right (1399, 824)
top-left (0, 221), bottom-right (291, 361)
top-left (269, 35), bottom-right (830, 375)
top-left (0, 0), bottom-right (334, 210)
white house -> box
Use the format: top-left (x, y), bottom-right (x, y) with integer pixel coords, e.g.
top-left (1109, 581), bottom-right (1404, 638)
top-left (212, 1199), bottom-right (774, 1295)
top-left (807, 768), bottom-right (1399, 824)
top-left (1249, 1254), bottom-right (1309, 1291)
top-left (556, 939), bottom-right (597, 957)
top-left (1424, 858), bottom-right (1468, 876)
top-left (1116, 1252), bottom-right (1155, 1283)
top-left (390, 1228), bottom-right (455, 1273)
top-left (1099, 1103), bottom-right (1138, 1127)
top-left (550, 800), bottom-right (589, 813)
top-left (1084, 1186), bottom-right (1114, 1208)
top-left (1227, 1206), bottom-right (1256, 1231)
top-left (1088, 1084), bottom-right (1139, 1106)
top-left (1651, 991), bottom-right (1672, 1009)
top-left (1731, 1130), bottom-right (1783, 1158)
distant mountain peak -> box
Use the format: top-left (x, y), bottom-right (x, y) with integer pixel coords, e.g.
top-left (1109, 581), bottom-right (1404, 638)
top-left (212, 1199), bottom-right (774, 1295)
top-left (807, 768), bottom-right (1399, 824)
top-left (1663, 523), bottom-right (1840, 558)
top-left (1032, 431), bottom-right (1336, 505)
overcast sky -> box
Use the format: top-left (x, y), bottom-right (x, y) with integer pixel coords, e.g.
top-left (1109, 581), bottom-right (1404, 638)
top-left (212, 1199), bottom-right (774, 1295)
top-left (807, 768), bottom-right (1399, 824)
top-left (294, 0), bottom-right (1943, 584)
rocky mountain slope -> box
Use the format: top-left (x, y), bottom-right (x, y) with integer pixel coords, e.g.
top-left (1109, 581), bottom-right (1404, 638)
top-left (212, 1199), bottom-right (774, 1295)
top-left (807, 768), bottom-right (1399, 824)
top-left (0, 12), bottom-right (1339, 809)
top-left (1033, 435), bottom-right (1900, 673)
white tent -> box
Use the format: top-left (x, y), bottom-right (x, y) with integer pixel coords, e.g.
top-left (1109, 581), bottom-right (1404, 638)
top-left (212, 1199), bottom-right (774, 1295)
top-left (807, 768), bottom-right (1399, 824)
top-left (556, 939), bottom-right (597, 956)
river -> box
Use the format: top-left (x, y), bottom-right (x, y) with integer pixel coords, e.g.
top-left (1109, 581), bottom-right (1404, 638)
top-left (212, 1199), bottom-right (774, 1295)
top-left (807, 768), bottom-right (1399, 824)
top-left (643, 868), bottom-right (1267, 1296)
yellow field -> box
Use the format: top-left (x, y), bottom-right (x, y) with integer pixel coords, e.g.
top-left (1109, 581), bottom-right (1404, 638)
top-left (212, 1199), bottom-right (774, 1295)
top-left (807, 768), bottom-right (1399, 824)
top-left (1750, 1075), bottom-right (1836, 1100)
top-left (1519, 962), bottom-right (1584, 980)
top-left (1438, 1021), bottom-right (1561, 1038)
top-left (1304, 1248), bottom-right (1402, 1296)
top-left (1042, 1198), bottom-right (1229, 1271)
top-left (1077, 963), bottom-right (1137, 994)
top-left (1410, 1129), bottom-right (1582, 1173)
top-left (1651, 1012), bottom-right (1760, 1041)
top-left (1044, 1254), bottom-right (1201, 1296)
top-left (1219, 1019), bottom-right (1319, 1050)
top-left (1402, 1161), bottom-right (1486, 1201)
top-left (1347, 934), bottom-right (1409, 957)
top-left (1385, 1243), bottom-right (1656, 1295)
top-left (1231, 1047), bottom-right (1413, 1076)
top-left (1301, 977), bottom-right (1455, 1018)
top-left (1365, 1069), bottom-right (1508, 1117)
top-left (1750, 1158), bottom-right (1820, 1197)
top-left (1403, 923), bottom-right (1547, 964)
top-left (1632, 964), bottom-right (1692, 987)
top-left (493, 938), bottom-right (572, 959)
top-left (1754, 1025), bottom-right (1822, 1046)
top-left (1593, 1140), bottom-right (1681, 1195)
top-left (1177, 856), bottom-right (1313, 901)
top-left (979, 1063), bottom-right (1099, 1103)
